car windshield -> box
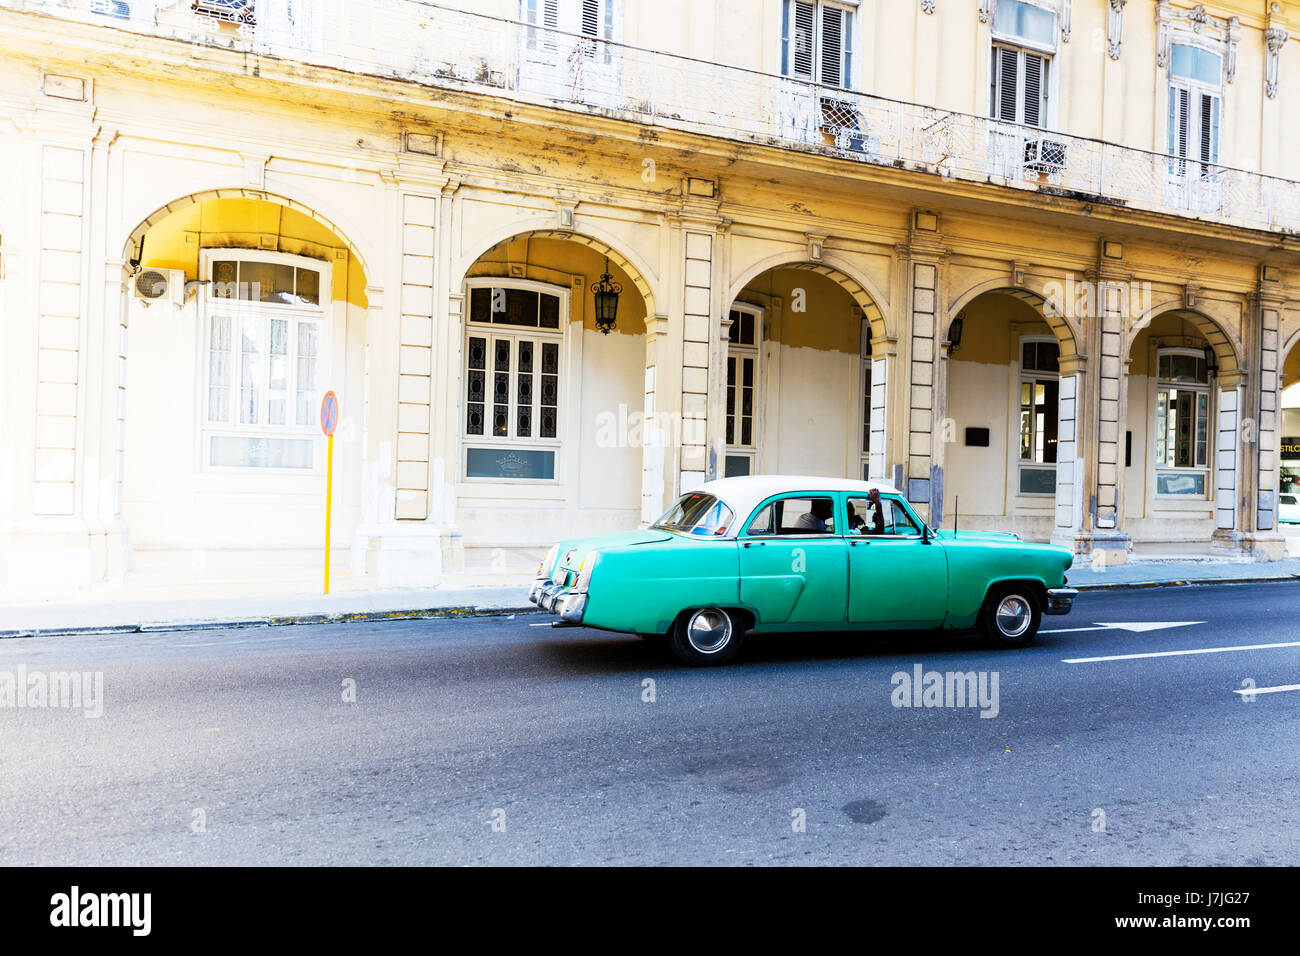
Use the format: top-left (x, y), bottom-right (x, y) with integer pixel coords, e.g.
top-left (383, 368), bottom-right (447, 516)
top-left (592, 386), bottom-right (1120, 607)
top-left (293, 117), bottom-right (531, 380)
top-left (652, 493), bottom-right (735, 536)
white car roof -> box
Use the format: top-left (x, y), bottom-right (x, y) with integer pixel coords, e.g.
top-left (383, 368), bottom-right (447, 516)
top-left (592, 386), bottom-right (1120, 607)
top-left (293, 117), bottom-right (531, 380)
top-left (690, 474), bottom-right (903, 527)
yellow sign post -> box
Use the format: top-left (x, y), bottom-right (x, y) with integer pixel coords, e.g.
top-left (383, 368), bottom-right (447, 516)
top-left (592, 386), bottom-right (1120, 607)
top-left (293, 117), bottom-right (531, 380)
top-left (321, 390), bottom-right (339, 594)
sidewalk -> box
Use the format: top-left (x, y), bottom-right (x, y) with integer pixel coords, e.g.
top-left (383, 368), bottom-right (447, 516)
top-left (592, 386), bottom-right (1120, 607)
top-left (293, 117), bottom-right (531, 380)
top-left (1, 558), bottom-right (1297, 638)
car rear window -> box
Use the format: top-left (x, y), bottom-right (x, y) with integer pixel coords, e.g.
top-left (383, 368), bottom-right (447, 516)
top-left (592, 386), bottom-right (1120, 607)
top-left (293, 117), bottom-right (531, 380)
top-left (1282, 495), bottom-right (1297, 505)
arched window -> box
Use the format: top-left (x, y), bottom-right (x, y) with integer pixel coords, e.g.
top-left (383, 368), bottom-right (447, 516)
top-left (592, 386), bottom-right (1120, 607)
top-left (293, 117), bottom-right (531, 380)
top-left (201, 250), bottom-right (330, 470)
top-left (1154, 348), bottom-right (1211, 496)
top-left (1018, 335), bottom-right (1059, 495)
top-left (463, 279), bottom-right (567, 481)
top-left (725, 304), bottom-right (762, 478)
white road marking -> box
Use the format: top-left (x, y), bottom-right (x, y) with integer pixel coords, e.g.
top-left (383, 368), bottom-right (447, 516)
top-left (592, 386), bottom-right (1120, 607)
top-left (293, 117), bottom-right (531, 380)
top-left (1233, 683), bottom-right (1300, 696)
top-left (1063, 640), bottom-right (1300, 664)
top-left (1042, 621), bottom-right (1204, 635)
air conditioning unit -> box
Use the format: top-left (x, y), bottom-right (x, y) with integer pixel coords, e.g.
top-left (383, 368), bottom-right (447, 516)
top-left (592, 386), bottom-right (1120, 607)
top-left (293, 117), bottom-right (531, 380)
top-left (133, 268), bottom-right (187, 308)
top-left (1023, 137), bottom-right (1068, 172)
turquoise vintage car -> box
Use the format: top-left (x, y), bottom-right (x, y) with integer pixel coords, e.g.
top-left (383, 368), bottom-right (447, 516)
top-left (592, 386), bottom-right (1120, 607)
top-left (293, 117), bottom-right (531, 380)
top-left (529, 475), bottom-right (1076, 666)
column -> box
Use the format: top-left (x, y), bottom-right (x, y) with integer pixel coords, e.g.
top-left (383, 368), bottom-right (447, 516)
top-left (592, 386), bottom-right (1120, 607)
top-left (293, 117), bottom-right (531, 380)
top-left (907, 259), bottom-right (939, 521)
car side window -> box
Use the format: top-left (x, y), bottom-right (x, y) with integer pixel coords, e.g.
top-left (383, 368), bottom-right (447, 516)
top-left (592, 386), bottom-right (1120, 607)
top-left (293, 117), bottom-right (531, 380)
top-left (746, 496), bottom-right (836, 536)
top-left (849, 496), bottom-right (920, 536)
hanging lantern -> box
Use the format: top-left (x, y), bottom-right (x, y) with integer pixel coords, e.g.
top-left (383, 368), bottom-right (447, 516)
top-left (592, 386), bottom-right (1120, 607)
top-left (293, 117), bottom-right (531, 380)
top-left (592, 257), bottom-right (622, 335)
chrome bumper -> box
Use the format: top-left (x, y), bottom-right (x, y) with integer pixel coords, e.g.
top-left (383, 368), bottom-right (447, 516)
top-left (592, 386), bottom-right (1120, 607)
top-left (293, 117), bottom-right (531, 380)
top-left (1044, 587), bottom-right (1078, 615)
top-left (528, 578), bottom-right (586, 624)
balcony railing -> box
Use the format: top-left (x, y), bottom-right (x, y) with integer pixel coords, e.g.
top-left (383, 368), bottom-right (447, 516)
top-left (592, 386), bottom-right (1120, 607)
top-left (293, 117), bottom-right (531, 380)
top-left (8, 0), bottom-right (1300, 235)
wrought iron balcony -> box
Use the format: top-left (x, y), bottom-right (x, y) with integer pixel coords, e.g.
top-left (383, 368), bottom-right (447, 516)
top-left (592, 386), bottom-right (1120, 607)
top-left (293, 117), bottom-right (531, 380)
top-left (8, 0), bottom-right (1300, 235)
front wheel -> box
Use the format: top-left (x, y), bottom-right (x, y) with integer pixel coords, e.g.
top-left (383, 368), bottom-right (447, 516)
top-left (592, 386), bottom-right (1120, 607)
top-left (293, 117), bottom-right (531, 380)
top-left (669, 607), bottom-right (743, 666)
top-left (978, 585), bottom-right (1041, 648)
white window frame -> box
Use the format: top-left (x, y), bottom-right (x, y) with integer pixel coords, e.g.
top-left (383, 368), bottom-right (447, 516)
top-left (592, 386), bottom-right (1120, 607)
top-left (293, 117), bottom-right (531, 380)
top-left (781, 0), bottom-right (857, 90)
top-left (725, 303), bottom-right (763, 478)
top-left (988, 0), bottom-right (1057, 129)
top-left (1016, 334), bottom-right (1059, 497)
top-left (198, 249), bottom-right (330, 474)
top-left (859, 312), bottom-right (872, 481)
top-left (1166, 40), bottom-right (1223, 176)
top-left (1153, 346), bottom-right (1213, 499)
top-left (462, 278), bottom-right (569, 485)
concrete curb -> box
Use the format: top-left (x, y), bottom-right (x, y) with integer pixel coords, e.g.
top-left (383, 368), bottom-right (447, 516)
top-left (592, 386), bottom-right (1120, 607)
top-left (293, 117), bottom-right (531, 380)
top-left (1072, 574), bottom-right (1300, 592)
top-left (0, 603), bottom-right (541, 640)
top-left (2, 575), bottom-right (1297, 638)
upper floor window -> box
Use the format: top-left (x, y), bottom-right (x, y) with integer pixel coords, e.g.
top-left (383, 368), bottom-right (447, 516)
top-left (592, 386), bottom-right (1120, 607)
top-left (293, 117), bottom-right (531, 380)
top-left (523, 0), bottom-right (613, 50)
top-left (1168, 43), bottom-right (1222, 172)
top-left (990, 1), bottom-right (1056, 128)
top-left (781, 0), bottom-right (855, 89)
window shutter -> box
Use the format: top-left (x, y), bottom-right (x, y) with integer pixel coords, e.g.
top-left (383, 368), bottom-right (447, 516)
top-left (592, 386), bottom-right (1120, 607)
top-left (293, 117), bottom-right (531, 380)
top-left (1022, 52), bottom-right (1044, 127)
top-left (543, 0), bottom-right (558, 30)
top-left (581, 0), bottom-right (599, 38)
top-left (995, 47), bottom-right (1019, 122)
top-left (820, 4), bottom-right (843, 88)
top-left (1199, 92), bottom-right (1219, 165)
top-left (791, 0), bottom-right (816, 80)
top-left (1175, 87), bottom-right (1190, 158)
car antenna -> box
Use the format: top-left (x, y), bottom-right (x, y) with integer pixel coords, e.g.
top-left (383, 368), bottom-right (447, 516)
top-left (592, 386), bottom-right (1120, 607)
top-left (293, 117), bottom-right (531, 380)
top-left (953, 496), bottom-right (958, 537)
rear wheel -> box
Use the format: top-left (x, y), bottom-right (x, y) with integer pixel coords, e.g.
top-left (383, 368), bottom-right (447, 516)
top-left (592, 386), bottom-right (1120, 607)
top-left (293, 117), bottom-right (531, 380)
top-left (978, 585), bottom-right (1041, 648)
top-left (669, 607), bottom-right (743, 666)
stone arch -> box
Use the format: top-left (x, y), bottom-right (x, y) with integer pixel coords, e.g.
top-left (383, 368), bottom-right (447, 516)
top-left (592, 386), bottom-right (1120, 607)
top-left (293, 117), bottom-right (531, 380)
top-left (458, 219), bottom-right (659, 319)
top-left (122, 188), bottom-right (374, 280)
top-left (946, 277), bottom-right (1083, 366)
top-left (727, 250), bottom-right (890, 342)
top-left (1127, 300), bottom-right (1241, 379)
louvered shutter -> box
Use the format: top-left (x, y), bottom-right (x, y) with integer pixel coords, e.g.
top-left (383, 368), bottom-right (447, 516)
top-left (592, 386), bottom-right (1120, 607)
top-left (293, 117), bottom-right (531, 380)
top-left (1199, 92), bottom-right (1219, 165)
top-left (543, 0), bottom-right (558, 30)
top-left (581, 0), bottom-right (599, 37)
top-left (820, 5), bottom-right (843, 88)
top-left (993, 46), bottom-right (1019, 122)
top-left (789, 0), bottom-right (816, 80)
top-left (1022, 52), bottom-right (1044, 127)
top-left (1170, 86), bottom-right (1190, 159)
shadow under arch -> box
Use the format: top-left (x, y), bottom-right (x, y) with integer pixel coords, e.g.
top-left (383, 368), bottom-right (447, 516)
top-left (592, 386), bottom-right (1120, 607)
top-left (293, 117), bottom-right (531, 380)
top-left (123, 188), bottom-right (375, 280)
top-left (458, 220), bottom-right (659, 319)
top-left (1127, 300), bottom-right (1241, 379)
top-left (727, 250), bottom-right (890, 341)
top-left (946, 279), bottom-right (1083, 366)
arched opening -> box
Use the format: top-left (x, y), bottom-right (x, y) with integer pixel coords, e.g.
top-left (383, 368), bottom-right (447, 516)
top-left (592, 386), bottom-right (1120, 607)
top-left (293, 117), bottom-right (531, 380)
top-left (120, 194), bottom-right (369, 591)
top-left (941, 289), bottom-right (1080, 540)
top-left (453, 232), bottom-right (650, 568)
top-left (725, 263), bottom-right (887, 480)
top-left (1275, 337), bottom-right (1300, 553)
top-left (1125, 309), bottom-right (1239, 551)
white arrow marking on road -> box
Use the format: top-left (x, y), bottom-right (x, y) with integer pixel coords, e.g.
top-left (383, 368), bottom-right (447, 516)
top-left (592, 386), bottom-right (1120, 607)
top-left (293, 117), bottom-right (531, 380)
top-left (1064, 639), bottom-right (1300, 664)
top-left (1041, 621), bottom-right (1204, 635)
top-left (1234, 683), bottom-right (1300, 696)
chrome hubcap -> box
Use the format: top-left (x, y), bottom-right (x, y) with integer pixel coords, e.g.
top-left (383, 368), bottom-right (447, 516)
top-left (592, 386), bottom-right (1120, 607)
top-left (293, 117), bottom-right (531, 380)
top-left (687, 608), bottom-right (732, 654)
top-left (995, 595), bottom-right (1032, 637)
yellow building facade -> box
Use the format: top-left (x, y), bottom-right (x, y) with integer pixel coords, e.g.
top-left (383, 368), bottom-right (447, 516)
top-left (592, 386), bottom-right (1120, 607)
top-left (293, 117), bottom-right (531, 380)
top-left (2, 0), bottom-right (1299, 599)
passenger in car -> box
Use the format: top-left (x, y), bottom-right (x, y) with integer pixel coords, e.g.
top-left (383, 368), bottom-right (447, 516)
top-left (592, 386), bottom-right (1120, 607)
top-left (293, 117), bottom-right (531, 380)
top-left (849, 490), bottom-right (886, 535)
top-left (793, 498), bottom-right (834, 532)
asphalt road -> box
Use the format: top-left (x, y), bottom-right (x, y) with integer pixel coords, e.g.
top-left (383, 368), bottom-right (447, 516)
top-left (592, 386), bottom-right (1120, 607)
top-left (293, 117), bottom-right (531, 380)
top-left (1, 582), bottom-right (1298, 866)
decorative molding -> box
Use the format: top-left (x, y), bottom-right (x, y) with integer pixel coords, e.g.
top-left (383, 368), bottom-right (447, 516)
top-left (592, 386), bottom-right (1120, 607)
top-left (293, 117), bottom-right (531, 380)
top-left (1265, 25), bottom-right (1289, 100)
top-left (978, 0), bottom-right (993, 24)
top-left (807, 234), bottom-right (827, 261)
top-left (1060, 0), bottom-right (1071, 43)
top-left (1107, 0), bottom-right (1126, 61)
top-left (920, 0), bottom-right (935, 14)
top-left (1155, 1), bottom-right (1239, 83)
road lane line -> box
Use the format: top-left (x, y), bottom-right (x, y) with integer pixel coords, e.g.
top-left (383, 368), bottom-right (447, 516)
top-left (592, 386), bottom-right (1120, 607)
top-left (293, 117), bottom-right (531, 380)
top-left (1233, 683), bottom-right (1300, 696)
top-left (1063, 640), bottom-right (1300, 664)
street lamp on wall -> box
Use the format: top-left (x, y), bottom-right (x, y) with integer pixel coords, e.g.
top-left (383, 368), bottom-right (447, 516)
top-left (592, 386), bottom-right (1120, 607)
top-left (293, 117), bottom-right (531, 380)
top-left (1203, 344), bottom-right (1219, 379)
top-left (947, 312), bottom-right (965, 355)
top-left (592, 257), bottom-right (622, 335)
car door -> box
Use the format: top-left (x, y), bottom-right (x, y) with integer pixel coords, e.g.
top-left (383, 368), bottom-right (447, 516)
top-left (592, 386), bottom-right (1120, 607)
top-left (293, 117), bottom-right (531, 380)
top-left (738, 493), bottom-right (848, 626)
top-left (845, 495), bottom-right (948, 626)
